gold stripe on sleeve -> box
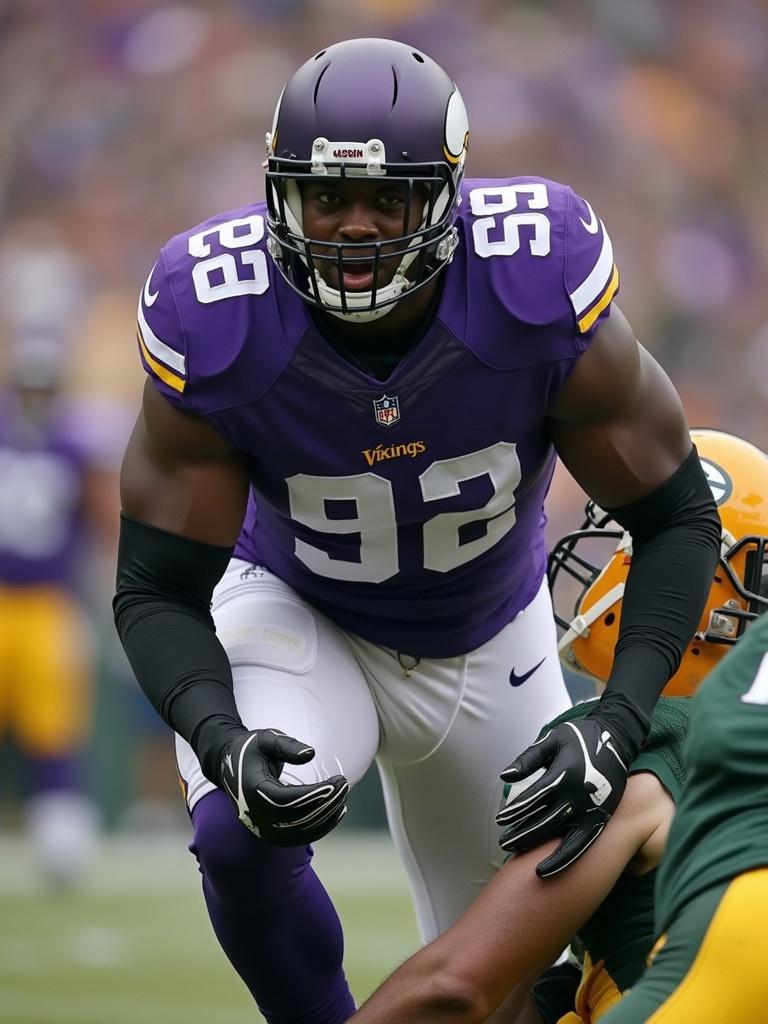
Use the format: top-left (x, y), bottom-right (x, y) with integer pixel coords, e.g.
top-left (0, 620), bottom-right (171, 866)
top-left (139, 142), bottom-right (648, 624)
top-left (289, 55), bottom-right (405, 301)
top-left (137, 327), bottom-right (186, 394)
top-left (577, 265), bottom-right (620, 334)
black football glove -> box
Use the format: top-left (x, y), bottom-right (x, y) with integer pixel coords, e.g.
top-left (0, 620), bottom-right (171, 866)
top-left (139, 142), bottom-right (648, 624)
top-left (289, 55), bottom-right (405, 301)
top-left (496, 716), bottom-right (633, 877)
top-left (218, 728), bottom-right (349, 846)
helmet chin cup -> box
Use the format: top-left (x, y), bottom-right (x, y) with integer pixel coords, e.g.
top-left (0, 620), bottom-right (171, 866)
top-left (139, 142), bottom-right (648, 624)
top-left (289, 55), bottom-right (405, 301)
top-left (314, 269), bottom-right (411, 323)
top-left (308, 226), bottom-right (459, 323)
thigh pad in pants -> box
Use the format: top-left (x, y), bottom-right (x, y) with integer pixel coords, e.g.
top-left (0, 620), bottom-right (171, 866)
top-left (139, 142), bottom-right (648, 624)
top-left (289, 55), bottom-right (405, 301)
top-left (176, 562), bottom-right (379, 812)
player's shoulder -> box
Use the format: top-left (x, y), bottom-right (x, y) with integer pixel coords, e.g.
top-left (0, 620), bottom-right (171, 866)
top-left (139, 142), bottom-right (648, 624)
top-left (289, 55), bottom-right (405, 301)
top-left (455, 175), bottom-right (619, 335)
top-left (136, 201), bottom-right (303, 414)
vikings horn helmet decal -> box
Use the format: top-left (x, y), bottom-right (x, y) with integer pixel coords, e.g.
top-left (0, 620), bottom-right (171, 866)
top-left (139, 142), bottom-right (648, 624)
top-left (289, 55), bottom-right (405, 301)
top-left (548, 430), bottom-right (768, 696)
top-left (264, 38), bottom-right (469, 322)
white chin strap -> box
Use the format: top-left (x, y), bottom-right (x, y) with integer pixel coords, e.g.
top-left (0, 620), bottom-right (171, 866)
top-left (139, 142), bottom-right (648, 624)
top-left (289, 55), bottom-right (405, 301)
top-left (313, 261), bottom-right (415, 323)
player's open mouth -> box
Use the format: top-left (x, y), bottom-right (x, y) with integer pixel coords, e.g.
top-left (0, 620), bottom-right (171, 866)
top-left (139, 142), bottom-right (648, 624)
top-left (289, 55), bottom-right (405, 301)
top-left (342, 265), bottom-right (376, 291)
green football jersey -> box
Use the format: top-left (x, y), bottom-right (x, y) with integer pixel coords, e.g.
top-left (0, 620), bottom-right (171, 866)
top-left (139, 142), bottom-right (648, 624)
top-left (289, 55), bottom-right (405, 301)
top-left (535, 697), bottom-right (690, 992)
top-left (655, 614), bottom-right (768, 935)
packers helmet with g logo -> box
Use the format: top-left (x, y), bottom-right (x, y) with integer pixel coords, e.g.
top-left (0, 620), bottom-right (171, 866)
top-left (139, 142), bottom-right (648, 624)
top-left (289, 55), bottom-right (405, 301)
top-left (549, 430), bottom-right (768, 696)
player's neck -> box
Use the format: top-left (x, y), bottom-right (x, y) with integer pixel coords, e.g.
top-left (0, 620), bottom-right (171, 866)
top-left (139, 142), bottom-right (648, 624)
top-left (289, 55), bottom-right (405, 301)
top-left (316, 278), bottom-right (441, 351)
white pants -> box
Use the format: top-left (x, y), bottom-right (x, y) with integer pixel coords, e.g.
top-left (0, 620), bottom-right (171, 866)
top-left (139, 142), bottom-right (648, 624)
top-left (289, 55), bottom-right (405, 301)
top-left (176, 560), bottom-right (570, 942)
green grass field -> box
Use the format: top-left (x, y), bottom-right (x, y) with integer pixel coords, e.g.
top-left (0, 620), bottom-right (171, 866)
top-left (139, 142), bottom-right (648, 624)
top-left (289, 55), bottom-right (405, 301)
top-left (0, 830), bottom-right (420, 1023)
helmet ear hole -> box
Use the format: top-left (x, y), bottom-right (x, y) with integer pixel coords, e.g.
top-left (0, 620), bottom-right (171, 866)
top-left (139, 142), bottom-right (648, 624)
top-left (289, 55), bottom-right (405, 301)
top-left (604, 612), bottom-right (616, 626)
top-left (691, 647), bottom-right (701, 656)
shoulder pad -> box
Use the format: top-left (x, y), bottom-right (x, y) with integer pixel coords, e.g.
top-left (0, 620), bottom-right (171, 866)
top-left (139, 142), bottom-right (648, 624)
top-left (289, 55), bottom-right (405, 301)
top-left (456, 177), bottom-right (619, 337)
top-left (136, 203), bottom-right (301, 413)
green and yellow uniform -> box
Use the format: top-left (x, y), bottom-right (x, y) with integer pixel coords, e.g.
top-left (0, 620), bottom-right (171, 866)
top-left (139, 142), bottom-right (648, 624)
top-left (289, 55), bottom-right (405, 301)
top-left (521, 697), bottom-right (690, 1023)
top-left (602, 613), bottom-right (768, 1023)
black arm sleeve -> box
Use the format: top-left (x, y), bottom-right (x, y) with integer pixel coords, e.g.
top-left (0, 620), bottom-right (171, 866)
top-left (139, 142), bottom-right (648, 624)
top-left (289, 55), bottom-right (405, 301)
top-left (113, 513), bottom-right (244, 783)
top-left (592, 445), bottom-right (721, 752)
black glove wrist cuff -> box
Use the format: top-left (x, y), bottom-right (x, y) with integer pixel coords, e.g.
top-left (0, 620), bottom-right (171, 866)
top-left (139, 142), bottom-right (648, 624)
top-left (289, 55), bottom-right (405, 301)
top-left (191, 714), bottom-right (246, 784)
top-left (588, 689), bottom-right (649, 763)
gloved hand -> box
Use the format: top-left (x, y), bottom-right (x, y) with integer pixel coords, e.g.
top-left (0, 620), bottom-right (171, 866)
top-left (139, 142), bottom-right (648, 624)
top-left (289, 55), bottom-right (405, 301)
top-left (218, 728), bottom-right (349, 846)
top-left (496, 715), bottom-right (634, 877)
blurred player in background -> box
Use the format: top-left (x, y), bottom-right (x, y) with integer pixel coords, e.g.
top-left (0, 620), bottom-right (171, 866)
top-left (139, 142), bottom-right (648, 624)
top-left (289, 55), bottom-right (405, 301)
top-left (114, 38), bottom-right (720, 1022)
top-left (0, 336), bottom-right (116, 888)
top-left (349, 430), bottom-right (768, 1024)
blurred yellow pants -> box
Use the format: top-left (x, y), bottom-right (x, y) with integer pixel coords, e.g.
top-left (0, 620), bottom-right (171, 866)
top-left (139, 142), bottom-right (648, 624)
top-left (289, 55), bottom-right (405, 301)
top-left (0, 585), bottom-right (93, 756)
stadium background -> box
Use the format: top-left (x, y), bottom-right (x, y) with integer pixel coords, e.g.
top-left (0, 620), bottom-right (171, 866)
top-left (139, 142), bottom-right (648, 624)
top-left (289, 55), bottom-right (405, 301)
top-left (0, 1), bottom-right (766, 1021)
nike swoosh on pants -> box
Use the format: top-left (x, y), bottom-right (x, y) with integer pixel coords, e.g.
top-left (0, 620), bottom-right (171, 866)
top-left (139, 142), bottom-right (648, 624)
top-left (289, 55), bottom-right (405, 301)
top-left (509, 656), bottom-right (546, 687)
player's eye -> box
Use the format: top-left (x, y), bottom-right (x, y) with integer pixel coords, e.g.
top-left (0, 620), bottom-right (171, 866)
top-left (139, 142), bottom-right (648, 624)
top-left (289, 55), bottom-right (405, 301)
top-left (377, 191), bottom-right (407, 208)
top-left (314, 190), bottom-right (342, 207)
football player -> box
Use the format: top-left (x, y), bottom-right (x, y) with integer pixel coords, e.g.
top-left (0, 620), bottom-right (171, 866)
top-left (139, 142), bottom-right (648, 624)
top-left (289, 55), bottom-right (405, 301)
top-left (114, 39), bottom-right (721, 1021)
top-left (0, 337), bottom-right (113, 886)
top-left (599, 480), bottom-right (768, 1023)
top-left (349, 430), bottom-right (768, 1024)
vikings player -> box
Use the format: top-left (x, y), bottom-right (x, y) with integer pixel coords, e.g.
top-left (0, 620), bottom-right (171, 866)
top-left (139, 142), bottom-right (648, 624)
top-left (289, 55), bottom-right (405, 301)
top-left (114, 38), bottom-right (720, 1022)
top-left (0, 337), bottom-right (107, 887)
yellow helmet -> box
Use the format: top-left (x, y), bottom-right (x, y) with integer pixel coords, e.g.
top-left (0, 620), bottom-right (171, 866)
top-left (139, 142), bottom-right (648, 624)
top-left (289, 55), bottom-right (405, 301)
top-left (549, 430), bottom-right (768, 696)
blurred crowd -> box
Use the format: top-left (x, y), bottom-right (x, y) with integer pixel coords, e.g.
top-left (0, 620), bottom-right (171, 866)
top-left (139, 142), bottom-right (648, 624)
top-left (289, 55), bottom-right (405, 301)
top-left (0, 0), bottom-right (766, 838)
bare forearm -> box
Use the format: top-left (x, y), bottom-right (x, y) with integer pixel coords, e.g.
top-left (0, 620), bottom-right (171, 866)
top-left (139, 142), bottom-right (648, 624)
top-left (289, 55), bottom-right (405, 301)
top-left (350, 954), bottom-right (489, 1024)
top-left (350, 782), bottom-right (656, 1024)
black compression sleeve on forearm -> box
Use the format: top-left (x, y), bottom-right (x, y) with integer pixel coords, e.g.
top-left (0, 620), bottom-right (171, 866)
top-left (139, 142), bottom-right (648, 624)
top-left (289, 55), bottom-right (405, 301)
top-left (113, 513), bottom-right (243, 782)
top-left (594, 445), bottom-right (721, 750)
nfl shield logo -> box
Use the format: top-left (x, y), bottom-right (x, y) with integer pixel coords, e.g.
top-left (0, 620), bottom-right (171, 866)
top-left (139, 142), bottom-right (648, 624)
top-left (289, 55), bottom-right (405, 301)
top-left (373, 394), bottom-right (400, 427)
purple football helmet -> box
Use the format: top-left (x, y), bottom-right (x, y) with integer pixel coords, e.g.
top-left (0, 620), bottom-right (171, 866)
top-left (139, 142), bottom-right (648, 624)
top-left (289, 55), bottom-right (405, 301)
top-left (264, 38), bottom-right (469, 322)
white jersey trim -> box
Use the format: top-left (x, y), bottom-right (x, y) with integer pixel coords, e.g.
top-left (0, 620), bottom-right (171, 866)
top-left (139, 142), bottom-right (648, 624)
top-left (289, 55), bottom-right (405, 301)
top-left (137, 296), bottom-right (186, 375)
top-left (568, 222), bottom-right (614, 317)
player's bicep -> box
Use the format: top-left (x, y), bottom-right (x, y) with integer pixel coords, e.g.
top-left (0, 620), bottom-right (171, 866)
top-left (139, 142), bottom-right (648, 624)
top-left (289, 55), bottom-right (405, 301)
top-left (120, 379), bottom-right (250, 546)
top-left (548, 305), bottom-right (691, 508)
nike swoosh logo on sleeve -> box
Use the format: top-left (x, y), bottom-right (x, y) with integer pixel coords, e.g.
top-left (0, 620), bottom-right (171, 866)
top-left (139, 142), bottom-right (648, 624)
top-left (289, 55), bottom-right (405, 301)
top-left (509, 657), bottom-right (546, 687)
top-left (143, 264), bottom-right (159, 306)
top-left (579, 201), bottom-right (599, 234)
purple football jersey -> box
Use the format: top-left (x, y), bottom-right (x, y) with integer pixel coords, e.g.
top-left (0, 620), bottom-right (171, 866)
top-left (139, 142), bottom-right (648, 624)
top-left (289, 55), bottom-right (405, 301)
top-left (0, 397), bottom-right (90, 587)
top-left (136, 177), bottom-right (619, 656)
